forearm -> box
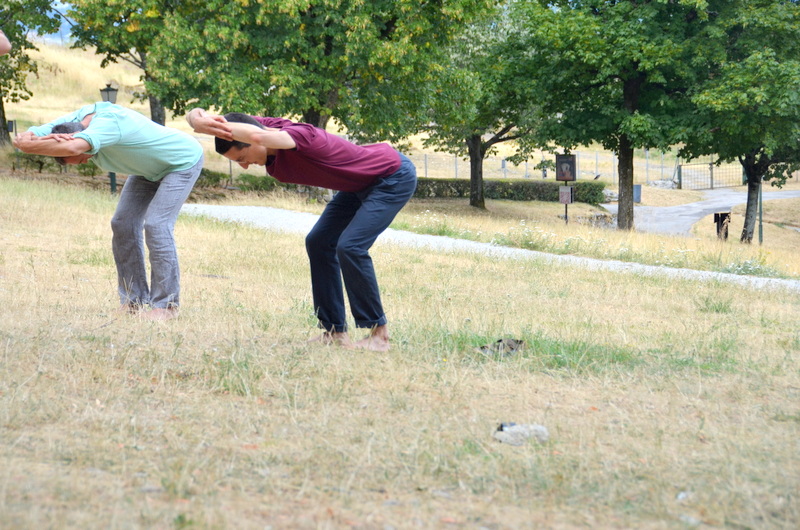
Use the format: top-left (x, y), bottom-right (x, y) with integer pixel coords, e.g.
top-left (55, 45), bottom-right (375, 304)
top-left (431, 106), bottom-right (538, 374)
top-left (13, 135), bottom-right (90, 157)
top-left (228, 122), bottom-right (296, 150)
top-left (25, 108), bottom-right (88, 137)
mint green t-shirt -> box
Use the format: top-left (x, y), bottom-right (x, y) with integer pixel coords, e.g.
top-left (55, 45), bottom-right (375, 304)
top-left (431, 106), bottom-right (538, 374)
top-left (28, 102), bottom-right (202, 182)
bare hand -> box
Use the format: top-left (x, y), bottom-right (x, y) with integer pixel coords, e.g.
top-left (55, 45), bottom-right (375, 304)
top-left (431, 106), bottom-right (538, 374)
top-left (43, 133), bottom-right (79, 143)
top-left (12, 131), bottom-right (35, 150)
top-left (187, 108), bottom-right (233, 140)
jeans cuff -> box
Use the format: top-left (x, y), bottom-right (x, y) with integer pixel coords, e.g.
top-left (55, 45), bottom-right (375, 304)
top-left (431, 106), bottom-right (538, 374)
top-left (354, 315), bottom-right (387, 329)
top-left (318, 321), bottom-right (348, 333)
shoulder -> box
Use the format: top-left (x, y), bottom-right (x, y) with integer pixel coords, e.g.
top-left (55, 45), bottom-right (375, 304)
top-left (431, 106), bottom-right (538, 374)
top-left (253, 116), bottom-right (297, 128)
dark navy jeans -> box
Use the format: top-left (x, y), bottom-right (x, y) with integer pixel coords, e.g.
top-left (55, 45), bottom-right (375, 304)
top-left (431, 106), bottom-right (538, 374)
top-left (305, 153), bottom-right (417, 332)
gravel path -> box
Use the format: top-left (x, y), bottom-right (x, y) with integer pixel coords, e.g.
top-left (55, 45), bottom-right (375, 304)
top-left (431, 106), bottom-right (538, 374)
top-left (181, 202), bottom-right (800, 294)
top-left (602, 188), bottom-right (800, 236)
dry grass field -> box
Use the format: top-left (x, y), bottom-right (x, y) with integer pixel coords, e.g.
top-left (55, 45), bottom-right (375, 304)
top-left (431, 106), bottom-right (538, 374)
top-left (2, 176), bottom-right (799, 530)
top-left (2, 41), bottom-right (799, 529)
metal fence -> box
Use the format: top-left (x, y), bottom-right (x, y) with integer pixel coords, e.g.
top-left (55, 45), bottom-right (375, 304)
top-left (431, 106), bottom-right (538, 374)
top-left (211, 141), bottom-right (748, 189)
top-left (677, 162), bottom-right (745, 190)
top-left (405, 149), bottom-right (680, 185)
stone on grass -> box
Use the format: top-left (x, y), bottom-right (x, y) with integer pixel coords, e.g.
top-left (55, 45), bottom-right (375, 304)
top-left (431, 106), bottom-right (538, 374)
top-left (493, 422), bottom-right (549, 446)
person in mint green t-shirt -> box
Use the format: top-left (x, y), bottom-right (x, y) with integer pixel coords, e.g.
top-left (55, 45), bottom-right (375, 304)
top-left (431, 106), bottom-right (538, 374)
top-left (14, 102), bottom-right (204, 320)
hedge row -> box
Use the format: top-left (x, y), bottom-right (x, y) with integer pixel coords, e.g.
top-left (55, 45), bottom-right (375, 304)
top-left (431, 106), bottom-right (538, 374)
top-left (196, 168), bottom-right (284, 192)
top-left (413, 178), bottom-right (606, 205)
top-left (199, 168), bottom-right (605, 205)
top-left (9, 157), bottom-right (602, 204)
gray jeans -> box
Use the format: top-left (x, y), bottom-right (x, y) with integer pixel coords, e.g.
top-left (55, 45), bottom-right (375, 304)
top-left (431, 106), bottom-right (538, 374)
top-left (110, 156), bottom-right (203, 308)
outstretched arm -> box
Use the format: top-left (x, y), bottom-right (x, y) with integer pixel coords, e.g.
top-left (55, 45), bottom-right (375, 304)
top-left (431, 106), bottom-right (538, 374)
top-left (186, 107), bottom-right (296, 150)
top-left (226, 122), bottom-right (297, 150)
top-left (13, 134), bottom-right (91, 157)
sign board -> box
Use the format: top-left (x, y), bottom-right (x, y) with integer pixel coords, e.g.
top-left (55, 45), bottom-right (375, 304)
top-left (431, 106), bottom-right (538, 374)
top-left (556, 154), bottom-right (577, 182)
top-left (559, 186), bottom-right (574, 205)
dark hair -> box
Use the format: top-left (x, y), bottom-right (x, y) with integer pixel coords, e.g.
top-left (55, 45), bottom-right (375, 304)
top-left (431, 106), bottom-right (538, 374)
top-left (214, 112), bottom-right (264, 155)
top-left (52, 122), bottom-right (86, 166)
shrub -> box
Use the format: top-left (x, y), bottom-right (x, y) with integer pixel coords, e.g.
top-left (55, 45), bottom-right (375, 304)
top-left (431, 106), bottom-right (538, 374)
top-left (75, 163), bottom-right (100, 177)
top-left (414, 178), bottom-right (606, 205)
top-left (196, 168), bottom-right (230, 188)
top-left (235, 172), bottom-right (282, 192)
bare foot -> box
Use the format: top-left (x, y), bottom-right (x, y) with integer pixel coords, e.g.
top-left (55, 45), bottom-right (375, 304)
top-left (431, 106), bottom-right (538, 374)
top-left (117, 303), bottom-right (142, 315)
top-left (142, 307), bottom-right (179, 321)
top-left (353, 325), bottom-right (390, 352)
top-left (308, 331), bottom-right (354, 348)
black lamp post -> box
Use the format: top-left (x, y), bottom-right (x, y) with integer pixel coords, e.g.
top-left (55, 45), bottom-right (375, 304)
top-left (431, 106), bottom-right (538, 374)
top-left (99, 83), bottom-right (119, 192)
top-left (100, 83), bottom-right (118, 104)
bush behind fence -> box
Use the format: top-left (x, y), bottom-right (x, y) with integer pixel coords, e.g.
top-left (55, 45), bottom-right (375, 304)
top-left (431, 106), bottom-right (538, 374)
top-left (414, 178), bottom-right (606, 205)
top-left (196, 167), bottom-right (607, 205)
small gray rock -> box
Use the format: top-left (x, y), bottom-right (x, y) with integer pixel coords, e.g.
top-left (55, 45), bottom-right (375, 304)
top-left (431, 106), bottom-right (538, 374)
top-left (493, 422), bottom-right (550, 445)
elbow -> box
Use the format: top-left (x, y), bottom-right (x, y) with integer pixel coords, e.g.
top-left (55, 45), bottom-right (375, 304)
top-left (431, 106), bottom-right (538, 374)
top-left (62, 142), bottom-right (91, 157)
top-left (247, 130), bottom-right (267, 146)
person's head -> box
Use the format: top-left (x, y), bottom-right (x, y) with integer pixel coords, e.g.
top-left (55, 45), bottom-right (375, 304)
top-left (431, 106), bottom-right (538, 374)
top-left (52, 122), bottom-right (93, 166)
top-left (216, 112), bottom-right (268, 169)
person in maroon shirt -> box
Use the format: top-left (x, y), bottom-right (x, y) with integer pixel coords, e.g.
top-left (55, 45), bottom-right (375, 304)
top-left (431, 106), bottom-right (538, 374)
top-left (187, 108), bottom-right (417, 352)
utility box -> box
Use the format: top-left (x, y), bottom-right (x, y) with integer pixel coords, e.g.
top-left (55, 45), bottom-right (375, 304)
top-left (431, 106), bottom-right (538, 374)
top-left (633, 184), bottom-right (642, 204)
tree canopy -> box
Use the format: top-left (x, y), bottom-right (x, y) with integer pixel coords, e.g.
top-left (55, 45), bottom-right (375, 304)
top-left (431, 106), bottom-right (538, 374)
top-left (506, 0), bottom-right (719, 229)
top-left (67, 0), bottom-right (183, 125)
top-left (422, 6), bottom-right (543, 208)
top-left (680, 0), bottom-right (800, 242)
top-left (145, 0), bottom-right (493, 139)
top-left (0, 0), bottom-right (61, 145)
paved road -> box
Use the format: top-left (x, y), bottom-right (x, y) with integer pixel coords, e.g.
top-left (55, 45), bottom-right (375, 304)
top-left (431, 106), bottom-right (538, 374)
top-left (601, 188), bottom-right (800, 236)
top-left (181, 200), bottom-right (800, 293)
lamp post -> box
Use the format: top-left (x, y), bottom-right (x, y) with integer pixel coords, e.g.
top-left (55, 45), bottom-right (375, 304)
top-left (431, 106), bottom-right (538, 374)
top-left (100, 83), bottom-right (118, 104)
top-left (99, 83), bottom-right (119, 193)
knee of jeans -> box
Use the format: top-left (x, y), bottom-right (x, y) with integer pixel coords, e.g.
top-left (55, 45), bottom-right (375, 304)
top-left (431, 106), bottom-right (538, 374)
top-left (336, 239), bottom-right (366, 263)
top-left (143, 220), bottom-right (173, 240)
top-left (111, 216), bottom-right (138, 237)
top-left (306, 230), bottom-right (334, 256)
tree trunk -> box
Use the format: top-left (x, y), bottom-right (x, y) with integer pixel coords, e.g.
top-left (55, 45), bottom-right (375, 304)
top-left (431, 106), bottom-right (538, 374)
top-left (137, 56), bottom-right (166, 125)
top-left (617, 73), bottom-right (644, 231)
top-left (302, 109), bottom-right (330, 130)
top-left (616, 133), bottom-right (635, 230)
top-left (738, 151), bottom-right (770, 244)
top-left (0, 98), bottom-right (10, 146)
top-left (148, 93), bottom-right (166, 126)
top-left (740, 175), bottom-right (760, 244)
top-left (301, 85), bottom-right (338, 130)
top-left (466, 134), bottom-right (485, 209)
